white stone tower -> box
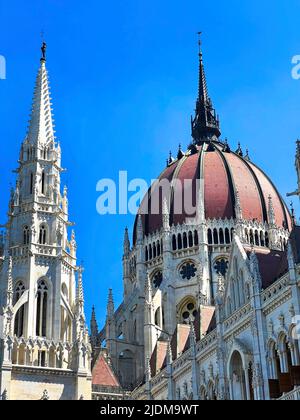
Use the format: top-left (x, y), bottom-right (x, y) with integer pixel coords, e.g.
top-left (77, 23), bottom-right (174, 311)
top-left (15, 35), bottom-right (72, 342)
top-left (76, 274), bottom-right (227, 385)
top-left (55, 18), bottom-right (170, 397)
top-left (0, 43), bottom-right (92, 400)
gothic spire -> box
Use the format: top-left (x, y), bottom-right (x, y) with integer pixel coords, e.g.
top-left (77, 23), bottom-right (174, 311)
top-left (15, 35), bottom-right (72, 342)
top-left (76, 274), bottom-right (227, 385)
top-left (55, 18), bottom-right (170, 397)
top-left (123, 227), bottom-right (130, 257)
top-left (191, 33), bottom-right (221, 143)
top-left (26, 42), bottom-right (55, 146)
top-left (107, 288), bottom-right (115, 319)
top-left (76, 266), bottom-right (84, 309)
top-left (90, 306), bottom-right (98, 336)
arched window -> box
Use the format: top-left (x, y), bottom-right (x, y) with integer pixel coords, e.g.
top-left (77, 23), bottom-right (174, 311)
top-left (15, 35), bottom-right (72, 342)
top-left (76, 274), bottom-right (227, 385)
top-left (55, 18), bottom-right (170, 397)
top-left (36, 280), bottom-right (48, 337)
top-left (208, 229), bottom-right (213, 245)
top-left (260, 231), bottom-right (265, 247)
top-left (178, 234), bottom-right (182, 250)
top-left (172, 234), bottom-right (177, 251)
top-left (183, 232), bottom-right (188, 249)
top-left (188, 231), bottom-right (193, 248)
top-left (249, 230), bottom-right (254, 245)
top-left (265, 232), bottom-right (269, 248)
top-left (255, 230), bottom-right (259, 246)
top-left (213, 229), bottom-right (218, 244)
top-left (157, 241), bottom-right (161, 256)
top-left (149, 244), bottom-right (152, 260)
top-left (30, 173), bottom-right (33, 195)
top-left (145, 246), bottom-right (148, 262)
top-left (225, 228), bottom-right (230, 244)
top-left (155, 307), bottom-right (161, 328)
top-left (23, 226), bottom-right (30, 245)
top-left (178, 298), bottom-right (198, 324)
top-left (194, 230), bottom-right (199, 246)
top-left (153, 243), bottom-right (157, 259)
top-left (14, 282), bottom-right (25, 338)
top-left (230, 351), bottom-right (247, 400)
top-left (219, 229), bottom-right (225, 245)
top-left (39, 225), bottom-right (47, 244)
top-left (41, 171), bottom-right (45, 195)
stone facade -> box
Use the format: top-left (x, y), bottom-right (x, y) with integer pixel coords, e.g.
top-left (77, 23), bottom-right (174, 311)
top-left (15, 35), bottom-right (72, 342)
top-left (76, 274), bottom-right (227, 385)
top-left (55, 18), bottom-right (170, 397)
top-left (91, 45), bottom-right (300, 401)
top-left (0, 46), bottom-right (92, 400)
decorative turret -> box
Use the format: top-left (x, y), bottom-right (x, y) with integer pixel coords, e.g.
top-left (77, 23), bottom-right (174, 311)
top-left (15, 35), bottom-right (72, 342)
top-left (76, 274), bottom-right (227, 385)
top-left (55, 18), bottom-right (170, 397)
top-left (235, 190), bottom-right (243, 221)
top-left (162, 197), bottom-right (170, 231)
top-left (268, 195), bottom-right (276, 226)
top-left (90, 306), bottom-right (99, 350)
top-left (107, 288), bottom-right (115, 319)
top-left (235, 142), bottom-right (243, 157)
top-left (123, 227), bottom-right (130, 257)
top-left (249, 249), bottom-right (263, 295)
top-left (144, 275), bottom-right (156, 361)
top-left (136, 214), bottom-right (143, 245)
top-left (191, 33), bottom-right (221, 143)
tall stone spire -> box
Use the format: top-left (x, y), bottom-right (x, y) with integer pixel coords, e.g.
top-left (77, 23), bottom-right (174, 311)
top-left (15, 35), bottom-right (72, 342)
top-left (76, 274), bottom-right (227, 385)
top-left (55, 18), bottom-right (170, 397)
top-left (123, 227), bottom-right (130, 257)
top-left (90, 306), bottom-right (99, 350)
top-left (107, 289), bottom-right (115, 319)
top-left (90, 306), bottom-right (98, 336)
top-left (26, 42), bottom-right (55, 146)
top-left (191, 33), bottom-right (221, 143)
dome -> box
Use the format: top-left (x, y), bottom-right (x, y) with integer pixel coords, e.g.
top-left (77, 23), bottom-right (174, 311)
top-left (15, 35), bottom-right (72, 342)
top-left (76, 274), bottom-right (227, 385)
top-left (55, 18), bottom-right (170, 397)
top-left (133, 142), bottom-right (292, 243)
top-left (133, 44), bottom-right (292, 243)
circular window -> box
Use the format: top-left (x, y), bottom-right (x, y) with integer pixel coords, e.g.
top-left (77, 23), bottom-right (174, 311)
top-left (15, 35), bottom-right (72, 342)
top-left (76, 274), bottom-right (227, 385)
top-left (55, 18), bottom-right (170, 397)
top-left (180, 262), bottom-right (197, 280)
top-left (180, 300), bottom-right (198, 324)
top-left (214, 258), bottom-right (229, 276)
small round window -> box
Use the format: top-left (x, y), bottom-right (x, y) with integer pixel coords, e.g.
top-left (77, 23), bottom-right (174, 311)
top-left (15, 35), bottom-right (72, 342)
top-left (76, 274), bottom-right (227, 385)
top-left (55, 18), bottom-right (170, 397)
top-left (180, 262), bottom-right (197, 280)
top-left (180, 301), bottom-right (198, 323)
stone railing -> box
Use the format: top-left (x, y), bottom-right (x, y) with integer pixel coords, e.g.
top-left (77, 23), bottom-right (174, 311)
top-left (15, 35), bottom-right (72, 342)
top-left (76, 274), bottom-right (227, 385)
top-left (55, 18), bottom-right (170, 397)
top-left (261, 274), bottom-right (289, 305)
top-left (10, 245), bottom-right (30, 257)
top-left (223, 303), bottom-right (252, 331)
top-left (11, 336), bottom-right (73, 370)
top-left (278, 387), bottom-right (300, 400)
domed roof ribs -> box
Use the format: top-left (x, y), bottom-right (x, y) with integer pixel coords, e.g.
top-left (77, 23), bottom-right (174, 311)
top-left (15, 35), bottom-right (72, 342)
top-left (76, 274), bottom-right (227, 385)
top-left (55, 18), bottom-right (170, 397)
top-left (191, 34), bottom-right (221, 144)
top-left (236, 154), bottom-right (269, 224)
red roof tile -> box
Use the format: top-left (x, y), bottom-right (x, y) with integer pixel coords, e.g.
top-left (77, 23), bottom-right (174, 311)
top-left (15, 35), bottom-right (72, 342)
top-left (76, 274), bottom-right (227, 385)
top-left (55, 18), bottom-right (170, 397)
top-left (92, 354), bottom-right (120, 387)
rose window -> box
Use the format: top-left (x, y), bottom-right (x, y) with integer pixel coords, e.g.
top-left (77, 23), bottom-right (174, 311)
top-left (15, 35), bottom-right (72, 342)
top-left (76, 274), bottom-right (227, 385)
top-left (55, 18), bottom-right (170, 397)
top-left (180, 262), bottom-right (197, 280)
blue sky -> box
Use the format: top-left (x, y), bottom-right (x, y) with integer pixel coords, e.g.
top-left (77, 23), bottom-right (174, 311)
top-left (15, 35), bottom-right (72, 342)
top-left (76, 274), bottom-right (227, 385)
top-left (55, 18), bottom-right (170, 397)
top-left (1, 0), bottom-right (300, 328)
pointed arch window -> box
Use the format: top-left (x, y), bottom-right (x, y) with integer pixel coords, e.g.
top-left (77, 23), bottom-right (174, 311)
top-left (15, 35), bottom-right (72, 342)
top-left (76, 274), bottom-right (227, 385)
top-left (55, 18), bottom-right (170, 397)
top-left (39, 224), bottom-right (47, 244)
top-left (30, 173), bottom-right (34, 195)
top-left (41, 171), bottom-right (45, 195)
top-left (36, 280), bottom-right (48, 337)
top-left (14, 282), bottom-right (25, 338)
top-left (23, 226), bottom-right (30, 245)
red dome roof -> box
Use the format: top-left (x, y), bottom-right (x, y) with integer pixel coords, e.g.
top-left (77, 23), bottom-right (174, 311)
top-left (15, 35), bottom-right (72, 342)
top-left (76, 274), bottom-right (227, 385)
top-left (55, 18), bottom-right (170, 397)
top-left (133, 142), bottom-right (291, 242)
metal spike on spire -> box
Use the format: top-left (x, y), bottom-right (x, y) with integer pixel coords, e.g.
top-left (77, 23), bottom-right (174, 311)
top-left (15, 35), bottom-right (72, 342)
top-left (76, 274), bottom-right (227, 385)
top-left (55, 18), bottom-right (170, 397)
top-left (191, 33), bottom-right (221, 143)
top-left (26, 43), bottom-right (55, 147)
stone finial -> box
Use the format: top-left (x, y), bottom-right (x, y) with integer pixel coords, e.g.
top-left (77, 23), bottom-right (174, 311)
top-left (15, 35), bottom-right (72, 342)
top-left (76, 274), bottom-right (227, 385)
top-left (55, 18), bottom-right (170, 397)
top-left (123, 227), bottom-right (130, 257)
top-left (249, 249), bottom-right (262, 293)
top-left (136, 214), bottom-right (143, 245)
top-left (41, 389), bottom-right (49, 400)
top-left (107, 288), bottom-right (115, 319)
top-left (234, 189), bottom-right (242, 220)
top-left (268, 195), bottom-right (276, 226)
top-left (1, 389), bottom-right (8, 400)
top-left (162, 197), bottom-right (170, 231)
